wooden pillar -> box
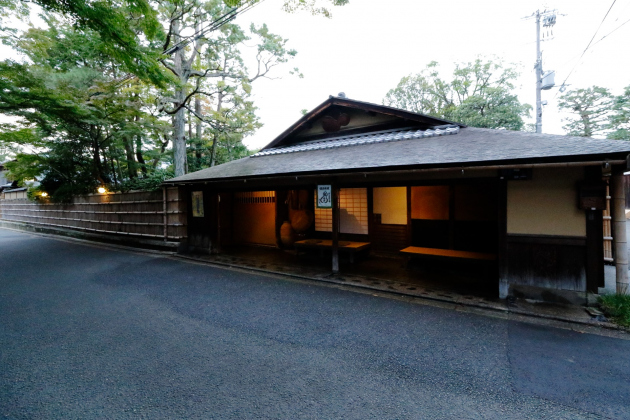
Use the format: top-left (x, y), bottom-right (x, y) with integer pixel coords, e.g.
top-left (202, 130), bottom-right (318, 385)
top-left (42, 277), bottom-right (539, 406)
top-left (332, 184), bottom-right (340, 274)
top-left (162, 186), bottom-right (168, 242)
top-left (216, 193), bottom-right (222, 254)
top-left (585, 166), bottom-right (605, 292)
top-left (448, 184), bottom-right (455, 250)
top-left (612, 171), bottom-right (629, 294)
top-left (497, 179), bottom-right (509, 299)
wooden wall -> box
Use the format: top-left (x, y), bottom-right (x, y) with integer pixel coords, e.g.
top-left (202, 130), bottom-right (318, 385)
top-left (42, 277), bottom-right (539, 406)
top-left (0, 188), bottom-right (186, 241)
top-left (371, 213), bottom-right (407, 253)
top-left (506, 235), bottom-right (587, 291)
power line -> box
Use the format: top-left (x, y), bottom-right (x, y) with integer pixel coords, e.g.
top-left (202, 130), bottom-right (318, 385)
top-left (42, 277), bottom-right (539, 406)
top-left (591, 15), bottom-right (630, 47)
top-left (163, 0), bottom-right (263, 55)
top-left (111, 0), bottom-right (265, 88)
top-left (556, 0), bottom-right (618, 96)
top-left (553, 15), bottom-right (630, 74)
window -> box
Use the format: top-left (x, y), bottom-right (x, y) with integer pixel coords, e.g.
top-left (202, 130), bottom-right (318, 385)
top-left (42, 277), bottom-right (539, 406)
top-left (314, 188), bottom-right (368, 234)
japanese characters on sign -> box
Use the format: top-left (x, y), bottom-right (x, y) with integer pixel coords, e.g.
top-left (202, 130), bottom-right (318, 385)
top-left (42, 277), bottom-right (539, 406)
top-left (317, 185), bottom-right (332, 208)
top-left (192, 191), bottom-right (204, 217)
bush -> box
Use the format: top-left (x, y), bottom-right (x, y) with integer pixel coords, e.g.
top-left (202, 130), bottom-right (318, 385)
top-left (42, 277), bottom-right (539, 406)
top-left (116, 169), bottom-right (174, 193)
top-left (599, 294), bottom-right (630, 327)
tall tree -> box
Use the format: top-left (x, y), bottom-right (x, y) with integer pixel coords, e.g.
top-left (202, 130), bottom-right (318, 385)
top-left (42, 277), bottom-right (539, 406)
top-left (158, 0), bottom-right (298, 177)
top-left (608, 85), bottom-right (630, 141)
top-left (557, 86), bottom-right (613, 137)
top-left (383, 59), bottom-right (531, 131)
top-left (0, 19), bottom-right (169, 200)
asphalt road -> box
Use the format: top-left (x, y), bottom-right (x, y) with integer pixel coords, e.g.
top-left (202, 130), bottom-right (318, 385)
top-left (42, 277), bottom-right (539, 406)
top-left (1, 229), bottom-right (629, 419)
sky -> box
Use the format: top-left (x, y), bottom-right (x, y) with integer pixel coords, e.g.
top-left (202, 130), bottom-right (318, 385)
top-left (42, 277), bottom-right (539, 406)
top-left (233, 0), bottom-right (630, 149)
top-left (2, 0), bottom-right (629, 153)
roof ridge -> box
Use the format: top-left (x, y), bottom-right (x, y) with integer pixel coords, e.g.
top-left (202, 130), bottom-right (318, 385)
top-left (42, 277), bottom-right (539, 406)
top-left (252, 125), bottom-right (460, 158)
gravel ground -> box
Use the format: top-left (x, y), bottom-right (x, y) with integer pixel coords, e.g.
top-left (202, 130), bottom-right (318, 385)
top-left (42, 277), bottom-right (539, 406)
top-left (1, 228), bottom-right (629, 419)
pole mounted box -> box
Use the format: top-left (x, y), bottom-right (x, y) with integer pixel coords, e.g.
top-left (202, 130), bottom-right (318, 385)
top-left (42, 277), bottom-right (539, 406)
top-left (542, 71), bottom-right (555, 90)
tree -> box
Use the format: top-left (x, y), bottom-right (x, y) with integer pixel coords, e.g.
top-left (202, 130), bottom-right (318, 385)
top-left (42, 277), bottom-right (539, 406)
top-left (557, 86), bottom-right (613, 137)
top-left (0, 0), bottom-right (350, 199)
top-left (383, 59), bottom-right (532, 131)
top-left (158, 0), bottom-right (299, 177)
top-left (1, 0), bottom-right (166, 86)
top-left (0, 18), bottom-right (169, 200)
top-left (608, 85), bottom-right (630, 141)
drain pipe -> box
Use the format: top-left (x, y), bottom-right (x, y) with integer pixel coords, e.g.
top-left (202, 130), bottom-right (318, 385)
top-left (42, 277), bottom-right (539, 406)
top-left (611, 170), bottom-right (629, 294)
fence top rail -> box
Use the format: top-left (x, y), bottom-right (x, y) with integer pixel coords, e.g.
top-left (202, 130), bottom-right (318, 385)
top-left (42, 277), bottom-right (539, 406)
top-left (0, 199), bottom-right (182, 206)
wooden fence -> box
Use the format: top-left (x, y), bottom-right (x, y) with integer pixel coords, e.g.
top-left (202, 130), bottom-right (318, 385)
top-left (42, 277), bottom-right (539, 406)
top-left (0, 187), bottom-right (186, 242)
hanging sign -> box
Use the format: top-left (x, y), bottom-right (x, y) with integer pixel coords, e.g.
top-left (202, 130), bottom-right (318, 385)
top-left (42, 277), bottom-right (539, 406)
top-left (317, 185), bottom-right (332, 208)
top-left (192, 191), bottom-right (204, 217)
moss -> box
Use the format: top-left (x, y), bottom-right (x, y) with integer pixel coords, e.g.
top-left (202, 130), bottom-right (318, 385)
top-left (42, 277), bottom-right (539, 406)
top-left (599, 294), bottom-right (630, 327)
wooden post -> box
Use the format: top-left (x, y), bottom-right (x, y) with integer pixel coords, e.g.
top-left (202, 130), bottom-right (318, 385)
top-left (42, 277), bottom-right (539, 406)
top-left (497, 179), bottom-right (509, 299)
top-left (332, 184), bottom-right (340, 274)
top-left (216, 193), bottom-right (221, 254)
top-left (585, 166), bottom-right (605, 292)
top-left (611, 171), bottom-right (629, 294)
top-left (163, 186), bottom-right (168, 241)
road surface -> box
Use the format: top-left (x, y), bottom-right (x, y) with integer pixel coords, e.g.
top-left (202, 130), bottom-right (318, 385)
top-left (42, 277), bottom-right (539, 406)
top-left (1, 229), bottom-right (629, 419)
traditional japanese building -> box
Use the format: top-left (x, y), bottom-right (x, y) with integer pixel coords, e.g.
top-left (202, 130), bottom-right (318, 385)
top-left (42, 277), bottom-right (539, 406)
top-left (165, 96), bottom-right (630, 302)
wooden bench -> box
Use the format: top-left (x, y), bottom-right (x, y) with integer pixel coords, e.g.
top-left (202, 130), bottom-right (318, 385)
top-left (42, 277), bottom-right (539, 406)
top-left (294, 239), bottom-right (371, 263)
top-left (400, 246), bottom-right (496, 261)
top-left (400, 246), bottom-right (496, 278)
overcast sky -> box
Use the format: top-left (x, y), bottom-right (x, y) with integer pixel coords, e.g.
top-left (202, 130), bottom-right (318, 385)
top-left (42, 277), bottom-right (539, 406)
top-left (2, 0), bottom-right (628, 152)
top-left (235, 0), bottom-right (630, 149)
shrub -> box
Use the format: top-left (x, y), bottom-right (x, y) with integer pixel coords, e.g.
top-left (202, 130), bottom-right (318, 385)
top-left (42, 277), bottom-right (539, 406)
top-left (599, 294), bottom-right (630, 327)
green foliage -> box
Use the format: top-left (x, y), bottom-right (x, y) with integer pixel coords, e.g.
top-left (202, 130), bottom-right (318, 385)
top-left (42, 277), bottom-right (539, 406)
top-left (31, 0), bottom-right (167, 87)
top-left (0, 22), bottom-right (170, 200)
top-left (0, 0), bottom-right (344, 200)
top-left (118, 168), bottom-right (174, 192)
top-left (599, 294), bottom-right (630, 327)
top-left (384, 58), bottom-right (532, 131)
top-left (281, 0), bottom-right (349, 18)
top-left (608, 86), bottom-right (630, 141)
top-left (558, 86), bottom-right (613, 137)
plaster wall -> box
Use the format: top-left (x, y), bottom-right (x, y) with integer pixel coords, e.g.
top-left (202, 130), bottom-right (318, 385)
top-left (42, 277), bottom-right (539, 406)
top-left (507, 167), bottom-right (585, 237)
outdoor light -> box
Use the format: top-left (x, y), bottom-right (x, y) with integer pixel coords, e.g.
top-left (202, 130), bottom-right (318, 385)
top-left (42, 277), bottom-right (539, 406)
top-left (97, 187), bottom-right (107, 194)
top-left (40, 192), bottom-right (48, 197)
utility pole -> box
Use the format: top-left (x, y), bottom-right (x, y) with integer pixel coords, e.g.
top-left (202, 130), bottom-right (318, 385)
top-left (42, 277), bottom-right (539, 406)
top-left (526, 10), bottom-right (557, 134)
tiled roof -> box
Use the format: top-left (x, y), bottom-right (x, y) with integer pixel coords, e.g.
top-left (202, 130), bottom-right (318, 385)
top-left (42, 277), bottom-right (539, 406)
top-left (168, 127), bottom-right (630, 183)
top-left (253, 126), bottom-right (460, 157)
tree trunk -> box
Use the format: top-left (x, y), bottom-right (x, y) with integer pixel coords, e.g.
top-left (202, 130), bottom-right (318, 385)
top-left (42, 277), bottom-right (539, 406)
top-left (91, 127), bottom-right (107, 184)
top-left (135, 135), bottom-right (147, 176)
top-left (210, 84), bottom-right (225, 167)
top-left (123, 136), bottom-right (137, 179)
top-left (210, 134), bottom-right (218, 167)
top-left (173, 106), bottom-right (188, 177)
top-left (170, 18), bottom-right (188, 177)
top-left (195, 96), bottom-right (202, 140)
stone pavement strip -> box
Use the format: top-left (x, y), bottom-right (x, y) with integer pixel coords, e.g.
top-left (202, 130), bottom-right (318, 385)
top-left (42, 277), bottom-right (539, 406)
top-left (182, 252), bottom-right (626, 333)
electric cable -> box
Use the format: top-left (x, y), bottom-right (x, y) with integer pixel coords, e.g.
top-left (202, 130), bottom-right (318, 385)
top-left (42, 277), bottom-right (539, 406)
top-left (556, 0), bottom-right (618, 96)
